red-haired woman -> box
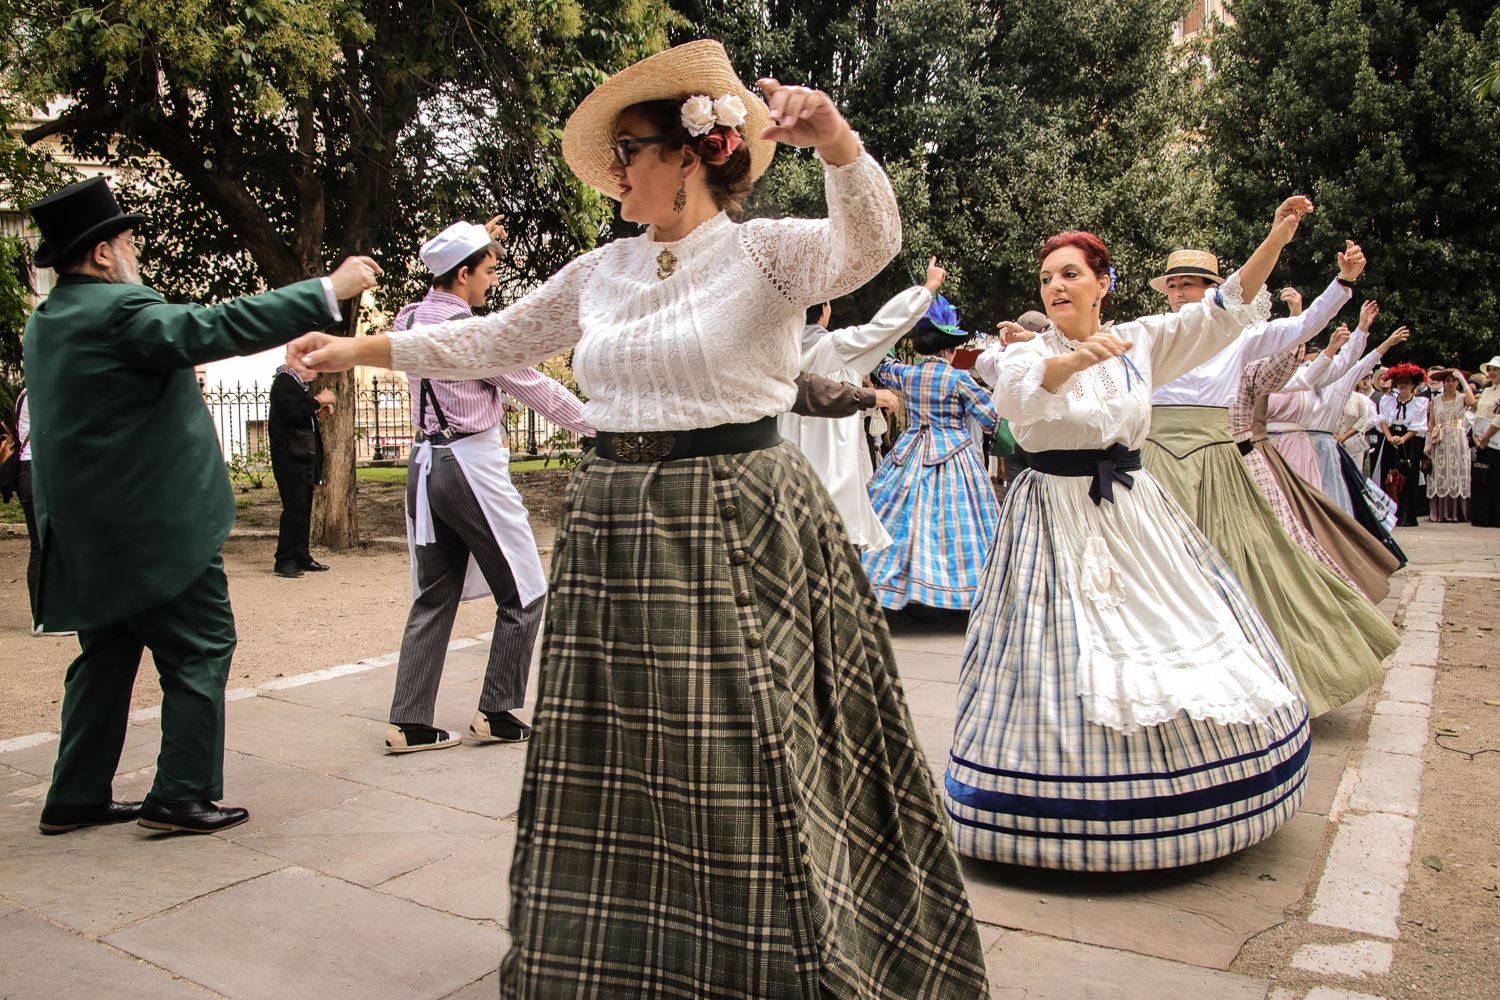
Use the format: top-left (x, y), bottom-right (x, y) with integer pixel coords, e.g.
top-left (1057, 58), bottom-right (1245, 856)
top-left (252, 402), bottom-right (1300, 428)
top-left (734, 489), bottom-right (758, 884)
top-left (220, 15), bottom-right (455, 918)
top-left (946, 204), bottom-right (1314, 872)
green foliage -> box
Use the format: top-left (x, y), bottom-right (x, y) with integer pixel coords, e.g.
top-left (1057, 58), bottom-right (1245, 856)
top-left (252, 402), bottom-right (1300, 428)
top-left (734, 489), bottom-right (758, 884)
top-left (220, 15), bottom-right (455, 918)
top-left (1207, 0), bottom-right (1500, 364)
top-left (3, 1), bottom-right (679, 310)
top-left (225, 439), bottom-right (272, 492)
top-left (669, 0), bottom-right (1209, 327)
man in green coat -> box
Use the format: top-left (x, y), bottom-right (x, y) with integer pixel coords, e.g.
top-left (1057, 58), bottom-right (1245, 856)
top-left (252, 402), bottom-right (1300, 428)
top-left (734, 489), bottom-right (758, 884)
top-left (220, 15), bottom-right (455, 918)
top-left (24, 177), bottom-right (380, 835)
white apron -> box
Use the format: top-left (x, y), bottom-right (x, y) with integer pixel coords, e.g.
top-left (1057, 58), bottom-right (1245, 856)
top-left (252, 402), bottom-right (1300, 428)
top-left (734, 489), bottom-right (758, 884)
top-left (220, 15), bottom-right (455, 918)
top-left (404, 424), bottom-right (547, 606)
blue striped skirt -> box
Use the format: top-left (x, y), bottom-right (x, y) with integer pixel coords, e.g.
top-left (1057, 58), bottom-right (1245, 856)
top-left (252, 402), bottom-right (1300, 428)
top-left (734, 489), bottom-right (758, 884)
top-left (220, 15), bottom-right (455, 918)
top-left (945, 467), bottom-right (1309, 871)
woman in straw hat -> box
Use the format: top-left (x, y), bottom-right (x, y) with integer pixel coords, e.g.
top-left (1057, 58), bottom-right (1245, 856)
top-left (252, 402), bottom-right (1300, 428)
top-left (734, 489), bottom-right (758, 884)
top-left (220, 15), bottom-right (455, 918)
top-left (1424, 366), bottom-right (1477, 522)
top-left (1472, 356), bottom-right (1500, 527)
top-left (946, 215), bottom-right (1313, 873)
top-left (1140, 239), bottom-right (1398, 717)
top-left (291, 39), bottom-right (987, 999)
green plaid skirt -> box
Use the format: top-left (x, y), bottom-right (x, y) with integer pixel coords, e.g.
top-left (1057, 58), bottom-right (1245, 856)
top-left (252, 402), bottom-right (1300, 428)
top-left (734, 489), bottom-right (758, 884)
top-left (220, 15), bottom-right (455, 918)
top-left (499, 442), bottom-right (987, 999)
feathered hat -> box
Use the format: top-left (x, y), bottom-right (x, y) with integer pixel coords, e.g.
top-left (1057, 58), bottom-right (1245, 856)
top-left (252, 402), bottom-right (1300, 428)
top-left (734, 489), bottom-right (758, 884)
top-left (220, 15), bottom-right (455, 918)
top-left (914, 294), bottom-right (970, 339)
top-left (1384, 362), bottom-right (1427, 385)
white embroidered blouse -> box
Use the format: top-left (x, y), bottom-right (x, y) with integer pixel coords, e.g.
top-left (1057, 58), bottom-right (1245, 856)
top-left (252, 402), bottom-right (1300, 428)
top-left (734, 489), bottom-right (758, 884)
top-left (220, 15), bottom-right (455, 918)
top-left (986, 273), bottom-right (1266, 453)
top-left (386, 153), bottom-right (902, 432)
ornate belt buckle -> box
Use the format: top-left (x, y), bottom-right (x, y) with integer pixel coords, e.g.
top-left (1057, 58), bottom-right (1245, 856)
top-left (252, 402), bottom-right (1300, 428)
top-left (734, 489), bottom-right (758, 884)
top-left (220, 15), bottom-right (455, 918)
top-left (615, 431), bottom-right (676, 462)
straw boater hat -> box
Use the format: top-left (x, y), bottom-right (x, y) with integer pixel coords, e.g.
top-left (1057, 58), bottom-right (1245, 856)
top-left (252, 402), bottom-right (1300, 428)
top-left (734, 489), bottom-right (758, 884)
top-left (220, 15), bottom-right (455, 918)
top-left (561, 40), bottom-right (776, 200)
top-left (1149, 250), bottom-right (1224, 295)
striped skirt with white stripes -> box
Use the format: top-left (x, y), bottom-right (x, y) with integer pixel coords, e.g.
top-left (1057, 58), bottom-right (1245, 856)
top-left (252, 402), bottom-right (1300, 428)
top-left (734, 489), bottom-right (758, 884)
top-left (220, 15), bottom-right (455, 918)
top-left (945, 467), bottom-right (1310, 872)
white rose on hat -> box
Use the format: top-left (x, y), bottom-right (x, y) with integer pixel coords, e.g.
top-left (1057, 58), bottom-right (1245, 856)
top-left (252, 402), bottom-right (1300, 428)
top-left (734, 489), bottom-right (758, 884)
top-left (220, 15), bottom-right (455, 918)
top-left (712, 94), bottom-right (748, 128)
top-left (419, 221), bottom-right (493, 276)
top-left (680, 95), bottom-right (717, 136)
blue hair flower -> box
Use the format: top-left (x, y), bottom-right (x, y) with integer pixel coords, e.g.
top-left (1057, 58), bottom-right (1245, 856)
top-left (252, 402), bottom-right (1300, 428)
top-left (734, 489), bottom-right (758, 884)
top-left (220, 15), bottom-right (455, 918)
top-left (1107, 265), bottom-right (1118, 292)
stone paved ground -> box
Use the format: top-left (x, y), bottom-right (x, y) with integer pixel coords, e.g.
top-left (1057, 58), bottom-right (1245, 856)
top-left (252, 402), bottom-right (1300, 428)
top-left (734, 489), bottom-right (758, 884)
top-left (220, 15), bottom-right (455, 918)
top-left (0, 523), bottom-right (1493, 999)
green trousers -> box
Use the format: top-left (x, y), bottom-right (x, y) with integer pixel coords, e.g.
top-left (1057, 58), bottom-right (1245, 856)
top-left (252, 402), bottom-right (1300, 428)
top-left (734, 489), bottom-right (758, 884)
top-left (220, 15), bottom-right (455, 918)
top-left (45, 554), bottom-right (236, 806)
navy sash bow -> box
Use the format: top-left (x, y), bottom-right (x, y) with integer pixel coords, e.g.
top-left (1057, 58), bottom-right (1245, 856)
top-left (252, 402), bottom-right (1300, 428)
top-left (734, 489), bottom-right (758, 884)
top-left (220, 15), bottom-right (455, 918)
top-left (1026, 444), bottom-right (1143, 506)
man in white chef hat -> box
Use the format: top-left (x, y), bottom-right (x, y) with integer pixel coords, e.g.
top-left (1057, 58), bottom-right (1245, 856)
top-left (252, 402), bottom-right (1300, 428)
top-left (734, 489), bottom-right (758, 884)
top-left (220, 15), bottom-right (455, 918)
top-left (384, 217), bottom-right (595, 754)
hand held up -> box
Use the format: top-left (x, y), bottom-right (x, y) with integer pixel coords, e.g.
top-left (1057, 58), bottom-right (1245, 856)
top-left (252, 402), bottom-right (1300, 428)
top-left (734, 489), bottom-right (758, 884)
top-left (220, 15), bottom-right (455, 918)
top-left (328, 255), bottom-right (383, 300)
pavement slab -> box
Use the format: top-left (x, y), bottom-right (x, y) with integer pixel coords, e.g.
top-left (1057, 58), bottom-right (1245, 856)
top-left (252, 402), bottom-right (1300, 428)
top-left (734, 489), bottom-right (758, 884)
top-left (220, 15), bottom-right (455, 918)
top-left (0, 805), bottom-right (281, 935)
top-left (105, 866), bottom-right (505, 1000)
top-left (1290, 939), bottom-right (1394, 978)
top-left (1348, 749), bottom-right (1424, 817)
top-left (1363, 707), bottom-right (1429, 759)
top-left (223, 696), bottom-right (388, 773)
top-left (0, 762), bottom-right (43, 797)
top-left (982, 929), bottom-right (1270, 1000)
top-left (233, 787), bottom-right (500, 886)
top-left (378, 821), bottom-right (518, 924)
top-left (0, 906), bottom-right (211, 1000)
top-left (263, 659), bottom-right (487, 727)
top-left (334, 740), bottom-right (529, 820)
top-left (962, 809), bottom-right (1326, 970)
top-left (1309, 812), bottom-right (1415, 938)
top-left (1381, 665), bottom-right (1436, 705)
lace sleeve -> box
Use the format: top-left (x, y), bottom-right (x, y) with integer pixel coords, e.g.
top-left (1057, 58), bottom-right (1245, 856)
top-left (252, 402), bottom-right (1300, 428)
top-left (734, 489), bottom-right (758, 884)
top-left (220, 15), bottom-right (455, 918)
top-left (388, 249), bottom-right (605, 379)
top-left (739, 151), bottom-right (902, 307)
top-left (1218, 271), bottom-right (1273, 325)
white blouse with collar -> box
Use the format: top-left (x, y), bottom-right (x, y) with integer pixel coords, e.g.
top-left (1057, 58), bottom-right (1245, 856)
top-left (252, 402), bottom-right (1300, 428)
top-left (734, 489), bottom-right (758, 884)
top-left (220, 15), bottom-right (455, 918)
top-left (386, 153), bottom-right (901, 432)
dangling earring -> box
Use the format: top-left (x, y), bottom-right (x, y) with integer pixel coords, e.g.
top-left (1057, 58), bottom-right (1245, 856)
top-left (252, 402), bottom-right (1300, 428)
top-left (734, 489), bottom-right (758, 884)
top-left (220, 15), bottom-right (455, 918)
top-left (672, 183), bottom-right (686, 214)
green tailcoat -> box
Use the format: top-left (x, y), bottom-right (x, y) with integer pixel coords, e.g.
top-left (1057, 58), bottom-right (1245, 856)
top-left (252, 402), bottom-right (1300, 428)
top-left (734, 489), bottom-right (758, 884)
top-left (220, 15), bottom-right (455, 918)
top-left (22, 274), bottom-right (333, 631)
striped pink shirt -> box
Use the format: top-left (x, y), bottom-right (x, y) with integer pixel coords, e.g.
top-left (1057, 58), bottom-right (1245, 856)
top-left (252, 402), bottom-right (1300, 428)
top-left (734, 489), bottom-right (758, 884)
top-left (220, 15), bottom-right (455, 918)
top-left (398, 290), bottom-right (593, 436)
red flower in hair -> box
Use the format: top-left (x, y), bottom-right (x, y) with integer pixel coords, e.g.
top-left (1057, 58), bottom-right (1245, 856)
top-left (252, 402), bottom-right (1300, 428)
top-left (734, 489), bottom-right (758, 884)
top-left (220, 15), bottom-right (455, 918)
top-left (695, 126), bottom-right (743, 165)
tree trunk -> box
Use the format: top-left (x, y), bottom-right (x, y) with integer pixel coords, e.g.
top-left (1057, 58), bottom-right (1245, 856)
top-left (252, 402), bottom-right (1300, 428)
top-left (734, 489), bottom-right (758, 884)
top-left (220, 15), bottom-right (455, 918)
top-left (312, 368), bottom-right (359, 549)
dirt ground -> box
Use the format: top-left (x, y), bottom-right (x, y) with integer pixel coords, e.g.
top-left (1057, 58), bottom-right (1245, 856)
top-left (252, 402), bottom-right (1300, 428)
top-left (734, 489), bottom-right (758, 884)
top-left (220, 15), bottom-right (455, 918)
top-left (1232, 576), bottom-right (1500, 999)
top-left (0, 468), bottom-right (572, 740)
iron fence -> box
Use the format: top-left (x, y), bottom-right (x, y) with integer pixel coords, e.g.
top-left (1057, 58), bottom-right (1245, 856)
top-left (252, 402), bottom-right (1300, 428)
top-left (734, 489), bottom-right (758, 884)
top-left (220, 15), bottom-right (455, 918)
top-left (198, 376), bottom-right (583, 466)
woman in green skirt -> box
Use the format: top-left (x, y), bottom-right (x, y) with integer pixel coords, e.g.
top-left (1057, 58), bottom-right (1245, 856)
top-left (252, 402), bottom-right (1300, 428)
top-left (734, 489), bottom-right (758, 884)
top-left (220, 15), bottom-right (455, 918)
top-left (293, 40), bottom-right (987, 1000)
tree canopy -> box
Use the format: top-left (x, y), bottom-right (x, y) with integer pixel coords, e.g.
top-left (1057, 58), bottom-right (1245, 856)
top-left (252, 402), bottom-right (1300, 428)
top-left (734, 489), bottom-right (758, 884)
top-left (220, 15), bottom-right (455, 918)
top-left (1206, 0), bottom-right (1500, 363)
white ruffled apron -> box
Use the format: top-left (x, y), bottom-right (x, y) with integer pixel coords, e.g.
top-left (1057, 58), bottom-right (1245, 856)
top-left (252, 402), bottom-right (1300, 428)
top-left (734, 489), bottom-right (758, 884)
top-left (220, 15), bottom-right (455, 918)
top-left (405, 424), bottom-right (547, 606)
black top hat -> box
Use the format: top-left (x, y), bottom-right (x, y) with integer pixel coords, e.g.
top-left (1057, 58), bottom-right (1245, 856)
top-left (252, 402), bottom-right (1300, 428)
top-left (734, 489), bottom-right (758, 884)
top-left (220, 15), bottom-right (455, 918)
top-left (29, 176), bottom-right (145, 268)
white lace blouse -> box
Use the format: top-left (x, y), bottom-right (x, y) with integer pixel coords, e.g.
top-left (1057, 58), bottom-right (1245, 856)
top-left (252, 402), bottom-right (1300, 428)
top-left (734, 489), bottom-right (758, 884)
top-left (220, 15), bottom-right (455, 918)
top-left (386, 153), bottom-right (902, 432)
top-left (988, 274), bottom-right (1265, 453)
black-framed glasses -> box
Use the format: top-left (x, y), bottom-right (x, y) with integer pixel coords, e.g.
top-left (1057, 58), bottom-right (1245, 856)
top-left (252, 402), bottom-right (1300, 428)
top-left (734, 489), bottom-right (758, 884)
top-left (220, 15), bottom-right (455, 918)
top-left (610, 135), bottom-right (670, 167)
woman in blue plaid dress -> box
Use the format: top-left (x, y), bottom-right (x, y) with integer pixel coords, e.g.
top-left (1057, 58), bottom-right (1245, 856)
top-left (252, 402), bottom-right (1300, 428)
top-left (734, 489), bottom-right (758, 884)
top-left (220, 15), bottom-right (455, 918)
top-left (862, 298), bottom-right (1000, 610)
top-left (948, 215), bottom-right (1315, 872)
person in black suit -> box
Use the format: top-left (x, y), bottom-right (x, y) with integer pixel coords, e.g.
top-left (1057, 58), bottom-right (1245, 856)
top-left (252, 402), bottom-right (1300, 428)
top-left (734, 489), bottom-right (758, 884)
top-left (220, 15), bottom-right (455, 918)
top-left (267, 362), bottom-right (333, 577)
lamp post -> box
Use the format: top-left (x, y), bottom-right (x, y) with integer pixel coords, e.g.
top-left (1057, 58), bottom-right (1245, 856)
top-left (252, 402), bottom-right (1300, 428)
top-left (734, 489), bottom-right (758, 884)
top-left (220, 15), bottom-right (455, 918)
top-left (371, 374), bottom-right (381, 461)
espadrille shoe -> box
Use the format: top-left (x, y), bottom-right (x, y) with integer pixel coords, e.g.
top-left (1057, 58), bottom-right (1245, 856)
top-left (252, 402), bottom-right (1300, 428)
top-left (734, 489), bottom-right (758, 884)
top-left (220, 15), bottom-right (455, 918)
top-left (467, 710), bottom-right (531, 744)
top-left (385, 723), bottom-right (461, 754)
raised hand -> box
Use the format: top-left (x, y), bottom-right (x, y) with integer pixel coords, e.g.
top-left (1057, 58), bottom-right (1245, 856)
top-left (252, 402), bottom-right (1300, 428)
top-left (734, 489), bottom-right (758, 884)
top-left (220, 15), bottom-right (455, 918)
top-left (1378, 325), bottom-right (1410, 356)
top-left (756, 79), bottom-right (851, 151)
top-left (1278, 286), bottom-right (1304, 316)
top-left (484, 215), bottom-right (507, 241)
top-left (329, 255), bottom-right (383, 300)
top-left (1271, 195), bottom-right (1315, 246)
top-left (1359, 299), bottom-right (1379, 332)
top-left (1327, 324), bottom-right (1351, 355)
top-left (924, 256), bottom-right (947, 294)
top-left (1337, 239), bottom-right (1366, 282)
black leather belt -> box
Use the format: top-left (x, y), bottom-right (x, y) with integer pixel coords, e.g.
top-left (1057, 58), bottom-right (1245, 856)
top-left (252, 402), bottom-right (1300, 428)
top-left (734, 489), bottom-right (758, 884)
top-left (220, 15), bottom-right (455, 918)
top-left (1027, 444), bottom-right (1142, 506)
top-left (596, 416), bottom-right (780, 463)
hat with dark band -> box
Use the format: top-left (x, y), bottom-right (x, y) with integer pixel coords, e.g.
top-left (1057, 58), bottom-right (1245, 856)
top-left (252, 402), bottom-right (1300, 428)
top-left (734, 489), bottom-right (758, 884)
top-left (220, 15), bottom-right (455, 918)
top-left (1149, 249), bottom-right (1224, 295)
top-left (29, 176), bottom-right (145, 269)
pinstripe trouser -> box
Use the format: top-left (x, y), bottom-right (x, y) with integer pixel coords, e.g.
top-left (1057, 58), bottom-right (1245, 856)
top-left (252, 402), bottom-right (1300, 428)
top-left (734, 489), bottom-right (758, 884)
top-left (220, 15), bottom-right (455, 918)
top-left (390, 451), bottom-right (543, 726)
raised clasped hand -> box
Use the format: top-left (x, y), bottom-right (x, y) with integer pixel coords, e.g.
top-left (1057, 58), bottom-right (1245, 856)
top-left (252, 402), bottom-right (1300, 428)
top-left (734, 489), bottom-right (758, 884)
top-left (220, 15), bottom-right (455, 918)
top-left (995, 321), bottom-right (1033, 347)
top-left (286, 331), bottom-right (357, 373)
top-left (1272, 196), bottom-right (1315, 245)
top-left (756, 79), bottom-right (847, 148)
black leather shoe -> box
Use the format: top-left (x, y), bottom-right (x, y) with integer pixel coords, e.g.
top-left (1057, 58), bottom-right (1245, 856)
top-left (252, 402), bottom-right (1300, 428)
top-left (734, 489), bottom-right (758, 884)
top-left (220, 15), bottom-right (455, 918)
top-left (38, 800), bottom-right (143, 835)
top-left (273, 561), bottom-right (304, 578)
top-left (137, 798), bottom-right (250, 834)
top-left (299, 559), bottom-right (330, 572)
